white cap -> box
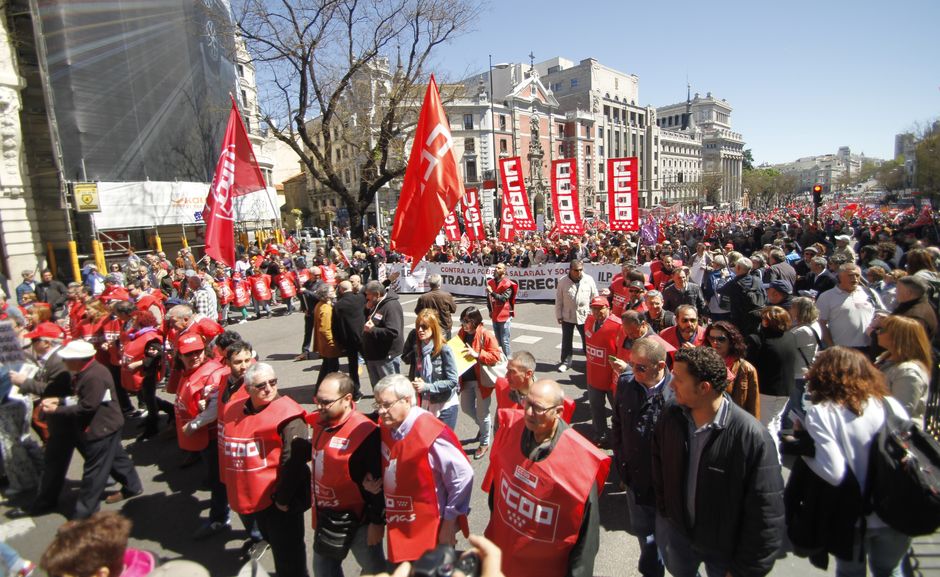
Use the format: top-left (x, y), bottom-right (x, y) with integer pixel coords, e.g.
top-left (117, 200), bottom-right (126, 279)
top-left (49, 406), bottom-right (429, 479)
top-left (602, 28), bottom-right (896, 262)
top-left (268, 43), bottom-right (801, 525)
top-left (57, 340), bottom-right (97, 359)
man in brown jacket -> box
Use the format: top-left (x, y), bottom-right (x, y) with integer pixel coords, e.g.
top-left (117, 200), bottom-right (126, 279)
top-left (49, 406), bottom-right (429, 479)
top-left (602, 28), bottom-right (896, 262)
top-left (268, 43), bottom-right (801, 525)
top-left (415, 274), bottom-right (457, 339)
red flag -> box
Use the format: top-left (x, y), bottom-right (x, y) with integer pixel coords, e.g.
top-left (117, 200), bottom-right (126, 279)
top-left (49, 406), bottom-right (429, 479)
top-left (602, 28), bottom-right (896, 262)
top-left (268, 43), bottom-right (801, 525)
top-left (499, 195), bottom-right (515, 242)
top-left (336, 247), bottom-right (352, 268)
top-left (284, 236), bottom-right (299, 253)
top-left (461, 187), bottom-right (486, 240)
top-left (499, 157), bottom-right (536, 230)
top-left (606, 157), bottom-right (639, 231)
top-left (442, 210), bottom-right (461, 241)
top-left (550, 159), bottom-right (584, 236)
top-left (204, 96), bottom-right (267, 267)
top-left (390, 75), bottom-right (464, 268)
top-left (913, 205), bottom-right (934, 227)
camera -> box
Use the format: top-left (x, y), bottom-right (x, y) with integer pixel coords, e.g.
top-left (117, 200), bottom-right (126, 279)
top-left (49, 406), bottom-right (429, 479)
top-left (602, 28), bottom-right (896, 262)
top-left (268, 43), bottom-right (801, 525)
top-left (409, 544), bottom-right (480, 577)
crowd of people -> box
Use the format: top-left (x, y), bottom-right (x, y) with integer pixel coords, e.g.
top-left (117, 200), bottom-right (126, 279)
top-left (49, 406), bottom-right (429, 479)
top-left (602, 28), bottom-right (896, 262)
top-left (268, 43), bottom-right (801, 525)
top-left (0, 208), bottom-right (938, 577)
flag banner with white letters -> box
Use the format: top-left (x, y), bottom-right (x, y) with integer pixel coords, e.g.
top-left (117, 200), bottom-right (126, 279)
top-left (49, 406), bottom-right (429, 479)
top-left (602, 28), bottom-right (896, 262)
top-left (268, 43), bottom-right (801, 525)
top-left (607, 157), bottom-right (639, 231)
top-left (461, 187), bottom-right (486, 240)
top-left (499, 157), bottom-right (536, 230)
top-left (550, 159), bottom-right (584, 236)
top-left (442, 210), bottom-right (461, 241)
top-left (388, 261), bottom-right (620, 301)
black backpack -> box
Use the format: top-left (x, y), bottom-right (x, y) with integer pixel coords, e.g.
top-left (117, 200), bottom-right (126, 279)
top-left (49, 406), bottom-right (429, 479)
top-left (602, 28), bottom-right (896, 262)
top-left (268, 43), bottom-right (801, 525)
top-left (866, 401), bottom-right (940, 536)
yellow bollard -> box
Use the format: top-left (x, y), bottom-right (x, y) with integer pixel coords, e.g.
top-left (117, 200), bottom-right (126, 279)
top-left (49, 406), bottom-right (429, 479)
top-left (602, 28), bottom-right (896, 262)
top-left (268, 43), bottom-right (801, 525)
top-left (46, 242), bottom-right (57, 276)
top-left (239, 232), bottom-right (249, 248)
top-left (153, 233), bottom-right (162, 253)
top-left (275, 228), bottom-right (284, 244)
top-left (181, 234), bottom-right (189, 248)
top-left (92, 239), bottom-right (106, 271)
top-left (68, 241), bottom-right (80, 282)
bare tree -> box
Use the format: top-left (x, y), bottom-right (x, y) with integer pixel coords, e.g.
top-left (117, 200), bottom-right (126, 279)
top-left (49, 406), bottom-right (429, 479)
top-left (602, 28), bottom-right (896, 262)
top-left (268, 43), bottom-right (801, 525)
top-left (233, 0), bottom-right (482, 237)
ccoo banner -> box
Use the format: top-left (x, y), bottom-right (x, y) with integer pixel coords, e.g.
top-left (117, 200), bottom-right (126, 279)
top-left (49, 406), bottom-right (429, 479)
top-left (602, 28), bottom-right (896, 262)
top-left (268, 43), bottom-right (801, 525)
top-left (499, 157), bottom-right (535, 230)
top-left (550, 159), bottom-right (584, 235)
top-left (607, 157), bottom-right (639, 231)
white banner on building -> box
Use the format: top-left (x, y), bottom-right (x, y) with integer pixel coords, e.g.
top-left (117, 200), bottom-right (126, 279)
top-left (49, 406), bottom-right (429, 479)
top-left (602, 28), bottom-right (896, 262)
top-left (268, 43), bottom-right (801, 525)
top-left (90, 181), bottom-right (279, 231)
top-left (389, 261), bottom-right (621, 300)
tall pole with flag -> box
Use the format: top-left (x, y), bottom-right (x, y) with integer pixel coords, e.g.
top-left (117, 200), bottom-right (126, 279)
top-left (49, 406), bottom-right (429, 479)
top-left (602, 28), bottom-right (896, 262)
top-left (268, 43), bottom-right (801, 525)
top-left (390, 75), bottom-right (464, 268)
top-left (203, 96), bottom-right (269, 268)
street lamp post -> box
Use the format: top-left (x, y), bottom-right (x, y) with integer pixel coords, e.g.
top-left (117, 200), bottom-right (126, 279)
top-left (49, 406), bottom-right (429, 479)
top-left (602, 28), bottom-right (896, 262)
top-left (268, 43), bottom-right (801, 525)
top-left (489, 56), bottom-right (509, 226)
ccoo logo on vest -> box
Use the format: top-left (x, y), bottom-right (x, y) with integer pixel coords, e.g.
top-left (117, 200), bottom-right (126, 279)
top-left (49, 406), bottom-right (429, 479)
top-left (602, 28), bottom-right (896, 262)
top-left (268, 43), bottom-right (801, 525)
top-left (498, 475), bottom-right (560, 542)
top-left (222, 435), bottom-right (268, 472)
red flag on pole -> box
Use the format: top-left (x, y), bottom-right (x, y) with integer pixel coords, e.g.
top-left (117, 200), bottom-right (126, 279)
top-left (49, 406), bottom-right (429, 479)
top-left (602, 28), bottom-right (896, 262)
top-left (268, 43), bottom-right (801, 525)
top-left (461, 187), bottom-right (486, 240)
top-left (550, 159), bottom-right (584, 236)
top-left (390, 75), bottom-right (464, 268)
top-left (442, 210), bottom-right (461, 241)
top-left (499, 157), bottom-right (536, 230)
top-left (203, 96), bottom-right (268, 267)
top-left (606, 157), bottom-right (639, 231)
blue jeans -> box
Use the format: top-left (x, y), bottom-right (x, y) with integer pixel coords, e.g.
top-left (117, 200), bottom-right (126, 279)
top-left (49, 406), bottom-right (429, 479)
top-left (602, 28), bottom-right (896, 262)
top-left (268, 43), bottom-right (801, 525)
top-left (836, 525), bottom-right (911, 577)
top-left (366, 356), bottom-right (401, 389)
top-left (0, 540), bottom-right (23, 574)
top-left (312, 523), bottom-right (387, 577)
top-left (492, 319), bottom-right (511, 356)
top-left (203, 444), bottom-right (230, 525)
top-left (625, 488), bottom-right (664, 577)
top-left (587, 386), bottom-right (614, 437)
top-left (459, 381), bottom-right (492, 445)
top-left (437, 404), bottom-right (459, 431)
top-left (655, 514), bottom-right (730, 577)
top-left (239, 512), bottom-right (263, 543)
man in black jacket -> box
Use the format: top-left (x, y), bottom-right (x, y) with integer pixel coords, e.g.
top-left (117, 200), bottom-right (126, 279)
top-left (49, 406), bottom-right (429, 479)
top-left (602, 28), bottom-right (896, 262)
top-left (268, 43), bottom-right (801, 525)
top-left (612, 337), bottom-right (673, 577)
top-left (333, 280), bottom-right (366, 398)
top-left (361, 281), bottom-right (403, 389)
top-left (36, 270), bottom-right (68, 314)
top-left (651, 346), bottom-right (784, 577)
top-left (41, 340), bottom-right (142, 519)
top-left (718, 259), bottom-right (765, 338)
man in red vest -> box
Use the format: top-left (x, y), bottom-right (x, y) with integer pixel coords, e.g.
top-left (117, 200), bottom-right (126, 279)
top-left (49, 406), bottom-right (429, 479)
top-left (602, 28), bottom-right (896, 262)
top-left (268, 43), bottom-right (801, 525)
top-left (584, 296), bottom-right (621, 447)
top-left (220, 363), bottom-right (309, 577)
top-left (660, 304), bottom-right (707, 350)
top-left (174, 333), bottom-right (229, 539)
top-left (493, 351), bottom-right (575, 424)
top-left (485, 262), bottom-right (517, 356)
top-left (374, 374), bottom-right (473, 564)
top-left (484, 379), bottom-right (609, 577)
top-left (309, 372), bottom-right (386, 575)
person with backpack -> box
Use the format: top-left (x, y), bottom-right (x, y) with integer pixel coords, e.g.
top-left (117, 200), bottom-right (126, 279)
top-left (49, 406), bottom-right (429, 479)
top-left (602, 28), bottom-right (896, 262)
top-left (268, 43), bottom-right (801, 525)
top-left (718, 257), bottom-right (766, 338)
top-left (792, 347), bottom-right (912, 576)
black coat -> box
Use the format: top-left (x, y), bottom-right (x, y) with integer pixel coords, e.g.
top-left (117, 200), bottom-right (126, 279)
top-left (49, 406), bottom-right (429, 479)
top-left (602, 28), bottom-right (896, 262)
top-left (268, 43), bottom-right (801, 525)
top-left (362, 291), bottom-right (404, 361)
top-left (747, 330), bottom-right (799, 397)
top-left (652, 398), bottom-right (785, 577)
top-left (53, 359), bottom-right (124, 441)
top-left (332, 291), bottom-right (366, 351)
top-left (718, 271), bottom-right (765, 336)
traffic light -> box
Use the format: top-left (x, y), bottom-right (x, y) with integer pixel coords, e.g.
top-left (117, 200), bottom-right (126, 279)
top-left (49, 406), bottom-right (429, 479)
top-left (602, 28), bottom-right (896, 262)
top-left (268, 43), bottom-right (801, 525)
top-left (812, 184), bottom-right (823, 206)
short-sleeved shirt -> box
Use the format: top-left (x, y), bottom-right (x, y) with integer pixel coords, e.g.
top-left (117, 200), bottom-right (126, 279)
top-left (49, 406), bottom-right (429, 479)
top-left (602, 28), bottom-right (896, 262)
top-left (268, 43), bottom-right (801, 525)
top-left (815, 286), bottom-right (877, 347)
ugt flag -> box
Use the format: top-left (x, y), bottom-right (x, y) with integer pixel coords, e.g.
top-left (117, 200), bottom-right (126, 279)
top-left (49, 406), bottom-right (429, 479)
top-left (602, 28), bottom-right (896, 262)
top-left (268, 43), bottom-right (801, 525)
top-left (390, 75), bottom-right (464, 268)
top-left (204, 96), bottom-right (267, 267)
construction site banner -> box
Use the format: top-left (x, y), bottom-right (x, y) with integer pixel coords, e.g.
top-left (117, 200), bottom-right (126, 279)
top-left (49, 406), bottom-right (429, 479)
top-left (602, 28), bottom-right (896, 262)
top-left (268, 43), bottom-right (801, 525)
top-left (90, 181), bottom-right (278, 231)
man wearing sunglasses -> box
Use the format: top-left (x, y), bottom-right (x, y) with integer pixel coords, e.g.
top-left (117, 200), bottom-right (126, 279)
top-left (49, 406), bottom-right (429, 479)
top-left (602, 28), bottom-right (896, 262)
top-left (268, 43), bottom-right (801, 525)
top-left (612, 338), bottom-right (673, 577)
top-left (483, 379), bottom-right (610, 577)
top-left (220, 363), bottom-right (309, 577)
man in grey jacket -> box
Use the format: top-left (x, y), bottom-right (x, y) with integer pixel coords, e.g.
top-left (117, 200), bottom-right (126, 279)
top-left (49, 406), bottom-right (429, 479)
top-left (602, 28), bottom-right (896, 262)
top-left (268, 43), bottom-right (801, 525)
top-left (554, 260), bottom-right (598, 372)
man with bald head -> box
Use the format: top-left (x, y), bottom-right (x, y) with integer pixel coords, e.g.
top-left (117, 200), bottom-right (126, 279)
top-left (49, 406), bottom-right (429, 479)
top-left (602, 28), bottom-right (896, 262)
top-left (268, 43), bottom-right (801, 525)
top-left (483, 378), bottom-right (610, 577)
top-left (333, 279), bottom-right (366, 398)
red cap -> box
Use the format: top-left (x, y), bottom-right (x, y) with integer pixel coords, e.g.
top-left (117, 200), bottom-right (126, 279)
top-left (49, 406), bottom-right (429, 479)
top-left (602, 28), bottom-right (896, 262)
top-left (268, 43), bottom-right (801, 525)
top-left (177, 334), bottom-right (205, 354)
top-left (590, 296), bottom-right (609, 308)
top-left (24, 321), bottom-right (65, 340)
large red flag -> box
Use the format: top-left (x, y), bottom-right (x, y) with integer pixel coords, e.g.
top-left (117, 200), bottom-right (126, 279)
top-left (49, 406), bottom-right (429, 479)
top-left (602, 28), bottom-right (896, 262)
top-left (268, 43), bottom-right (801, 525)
top-left (390, 75), bottom-right (464, 267)
top-left (203, 97), bottom-right (267, 267)
top-left (499, 157), bottom-right (536, 230)
top-left (550, 159), bottom-right (584, 236)
top-left (461, 187), bottom-right (486, 240)
top-left (606, 157), bottom-right (639, 231)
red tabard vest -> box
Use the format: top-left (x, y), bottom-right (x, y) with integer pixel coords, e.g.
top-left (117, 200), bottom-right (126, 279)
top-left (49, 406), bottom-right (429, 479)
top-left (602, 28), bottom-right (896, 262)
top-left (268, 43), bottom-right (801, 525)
top-left (483, 418), bottom-right (611, 577)
top-left (296, 269), bottom-right (311, 286)
top-left (320, 265), bottom-right (337, 286)
top-left (249, 274), bottom-right (273, 301)
top-left (381, 412), bottom-right (465, 563)
top-left (216, 279), bottom-right (234, 305)
top-left (99, 317), bottom-right (123, 366)
top-left (660, 325), bottom-right (707, 351)
top-left (486, 277), bottom-right (516, 322)
top-left (120, 329), bottom-right (162, 392)
top-left (608, 275), bottom-right (632, 317)
top-left (233, 280), bottom-right (252, 307)
top-left (216, 372), bottom-right (249, 466)
top-left (220, 396), bottom-right (306, 514)
top-left (275, 272), bottom-right (297, 299)
top-left (584, 314), bottom-right (622, 392)
top-left (175, 359), bottom-right (225, 451)
top-left (136, 293), bottom-right (165, 315)
top-left (309, 410), bottom-right (376, 528)
top-left (493, 379), bottom-right (575, 424)
top-left (68, 299), bottom-right (86, 338)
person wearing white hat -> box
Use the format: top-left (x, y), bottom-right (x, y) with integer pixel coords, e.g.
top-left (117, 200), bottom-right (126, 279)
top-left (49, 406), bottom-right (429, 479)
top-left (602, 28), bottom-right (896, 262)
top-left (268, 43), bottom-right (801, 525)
top-left (832, 234), bottom-right (856, 263)
top-left (40, 340), bottom-right (142, 519)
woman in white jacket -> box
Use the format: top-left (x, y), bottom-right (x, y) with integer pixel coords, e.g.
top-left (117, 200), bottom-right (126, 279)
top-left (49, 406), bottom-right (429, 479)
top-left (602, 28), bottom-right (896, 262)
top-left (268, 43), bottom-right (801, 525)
top-left (874, 314), bottom-right (931, 425)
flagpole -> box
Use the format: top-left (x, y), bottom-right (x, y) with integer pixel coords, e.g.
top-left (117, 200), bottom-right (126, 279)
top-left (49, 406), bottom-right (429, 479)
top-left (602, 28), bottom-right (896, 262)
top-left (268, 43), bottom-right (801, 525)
top-left (230, 93), bottom-right (281, 240)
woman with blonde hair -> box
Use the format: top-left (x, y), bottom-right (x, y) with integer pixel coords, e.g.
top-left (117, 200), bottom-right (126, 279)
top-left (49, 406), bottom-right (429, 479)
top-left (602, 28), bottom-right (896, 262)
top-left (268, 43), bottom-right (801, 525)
top-left (800, 346), bottom-right (911, 576)
top-left (402, 309), bottom-right (459, 429)
top-left (875, 314), bottom-right (932, 423)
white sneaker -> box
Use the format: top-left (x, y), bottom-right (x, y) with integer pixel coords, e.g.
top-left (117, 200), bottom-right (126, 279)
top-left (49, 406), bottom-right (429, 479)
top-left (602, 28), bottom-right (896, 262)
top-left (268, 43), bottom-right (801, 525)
top-left (238, 319), bottom-right (248, 324)
top-left (558, 363), bottom-right (568, 372)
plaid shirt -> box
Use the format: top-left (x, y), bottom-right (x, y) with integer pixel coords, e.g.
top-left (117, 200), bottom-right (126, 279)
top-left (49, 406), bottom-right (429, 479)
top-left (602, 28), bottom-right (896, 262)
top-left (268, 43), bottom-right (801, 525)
top-left (190, 286), bottom-right (216, 318)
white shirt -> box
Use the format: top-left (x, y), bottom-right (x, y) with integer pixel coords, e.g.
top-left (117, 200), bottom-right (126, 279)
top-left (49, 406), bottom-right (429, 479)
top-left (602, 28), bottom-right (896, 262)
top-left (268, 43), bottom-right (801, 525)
top-left (816, 286), bottom-right (880, 347)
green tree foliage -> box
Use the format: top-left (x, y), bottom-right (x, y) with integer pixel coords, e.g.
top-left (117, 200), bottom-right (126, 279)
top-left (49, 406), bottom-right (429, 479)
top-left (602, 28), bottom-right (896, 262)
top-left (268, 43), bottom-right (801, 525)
top-left (915, 132), bottom-right (940, 197)
top-left (876, 159), bottom-right (906, 192)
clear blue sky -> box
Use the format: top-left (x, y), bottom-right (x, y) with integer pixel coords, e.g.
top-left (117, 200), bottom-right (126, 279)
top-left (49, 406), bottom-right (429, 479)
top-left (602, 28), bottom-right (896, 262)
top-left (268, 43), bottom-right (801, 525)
top-left (431, 0), bottom-right (939, 165)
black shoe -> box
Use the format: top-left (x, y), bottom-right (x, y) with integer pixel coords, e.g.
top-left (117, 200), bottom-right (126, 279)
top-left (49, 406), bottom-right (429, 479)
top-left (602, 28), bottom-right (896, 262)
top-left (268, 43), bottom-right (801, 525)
top-left (6, 505), bottom-right (54, 519)
top-left (595, 434), bottom-right (611, 449)
top-left (136, 429), bottom-right (158, 442)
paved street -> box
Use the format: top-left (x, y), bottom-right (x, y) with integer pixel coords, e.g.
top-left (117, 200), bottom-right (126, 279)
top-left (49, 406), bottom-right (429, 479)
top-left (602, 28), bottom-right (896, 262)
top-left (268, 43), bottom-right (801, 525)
top-left (0, 295), bottom-right (880, 576)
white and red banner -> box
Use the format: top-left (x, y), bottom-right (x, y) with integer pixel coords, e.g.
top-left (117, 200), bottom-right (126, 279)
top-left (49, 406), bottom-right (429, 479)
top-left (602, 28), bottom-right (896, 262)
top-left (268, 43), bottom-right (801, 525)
top-left (391, 75), bottom-right (464, 268)
top-left (607, 157), bottom-right (639, 231)
top-left (551, 159), bottom-right (584, 236)
top-left (499, 157), bottom-right (535, 230)
top-left (204, 96), bottom-right (269, 267)
top-left (461, 186), bottom-right (486, 240)
top-left (499, 201), bottom-right (515, 242)
top-left (442, 210), bottom-right (461, 241)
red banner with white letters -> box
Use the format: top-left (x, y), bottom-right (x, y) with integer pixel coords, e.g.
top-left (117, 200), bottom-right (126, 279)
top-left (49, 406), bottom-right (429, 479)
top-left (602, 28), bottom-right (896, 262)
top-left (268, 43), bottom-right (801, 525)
top-left (442, 210), bottom-right (461, 241)
top-left (499, 157), bottom-right (535, 231)
top-left (551, 159), bottom-right (584, 236)
top-left (499, 196), bottom-right (515, 242)
top-left (606, 157), bottom-right (639, 231)
top-left (461, 187), bottom-right (485, 240)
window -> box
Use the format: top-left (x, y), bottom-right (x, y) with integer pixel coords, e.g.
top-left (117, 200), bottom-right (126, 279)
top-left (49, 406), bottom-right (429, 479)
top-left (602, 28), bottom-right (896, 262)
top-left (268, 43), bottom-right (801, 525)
top-left (236, 64), bottom-right (244, 78)
top-left (464, 138), bottom-right (475, 153)
top-left (598, 127), bottom-right (604, 138)
top-left (570, 78), bottom-right (579, 88)
top-left (466, 160), bottom-right (478, 182)
top-left (559, 145), bottom-right (564, 156)
top-left (499, 115), bottom-right (507, 130)
top-left (599, 145), bottom-right (604, 157)
top-left (463, 114), bottom-right (473, 130)
top-left (585, 161), bottom-right (591, 178)
top-left (499, 139), bottom-right (508, 153)
top-left (586, 145), bottom-right (591, 156)
top-left (243, 115), bottom-right (251, 132)
top-left (558, 123), bottom-right (565, 137)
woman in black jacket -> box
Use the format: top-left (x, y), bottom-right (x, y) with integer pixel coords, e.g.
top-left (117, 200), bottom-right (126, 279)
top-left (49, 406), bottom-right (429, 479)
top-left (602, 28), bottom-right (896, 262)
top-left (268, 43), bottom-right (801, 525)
top-left (747, 306), bottom-right (800, 432)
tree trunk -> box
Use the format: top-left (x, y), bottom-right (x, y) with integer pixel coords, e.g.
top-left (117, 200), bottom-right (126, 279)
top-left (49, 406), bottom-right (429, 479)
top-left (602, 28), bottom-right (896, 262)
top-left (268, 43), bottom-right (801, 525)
top-left (347, 199), bottom-right (364, 239)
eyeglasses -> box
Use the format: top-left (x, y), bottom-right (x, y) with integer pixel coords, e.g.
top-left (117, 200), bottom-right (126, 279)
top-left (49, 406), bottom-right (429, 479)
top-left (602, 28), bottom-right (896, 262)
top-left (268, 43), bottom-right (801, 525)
top-left (250, 378), bottom-right (278, 391)
top-left (522, 397), bottom-right (559, 415)
top-left (630, 362), bottom-right (651, 373)
top-left (315, 396), bottom-right (343, 410)
top-left (416, 324), bottom-right (431, 331)
top-left (708, 335), bottom-right (729, 343)
top-left (374, 397), bottom-right (407, 412)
